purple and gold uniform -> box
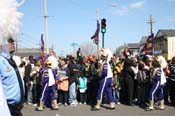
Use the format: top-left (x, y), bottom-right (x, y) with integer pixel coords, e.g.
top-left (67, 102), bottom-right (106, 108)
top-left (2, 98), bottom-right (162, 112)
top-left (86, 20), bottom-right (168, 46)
top-left (97, 61), bottom-right (114, 103)
top-left (37, 56), bottom-right (59, 111)
top-left (149, 68), bottom-right (164, 101)
top-left (146, 55), bottom-right (167, 111)
top-left (92, 48), bottom-right (115, 111)
top-left (40, 68), bottom-right (58, 103)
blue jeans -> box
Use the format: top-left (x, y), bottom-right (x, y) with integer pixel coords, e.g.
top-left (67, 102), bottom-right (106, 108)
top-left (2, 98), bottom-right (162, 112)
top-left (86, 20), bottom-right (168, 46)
top-left (27, 82), bottom-right (33, 103)
top-left (113, 88), bottom-right (120, 103)
top-left (69, 82), bottom-right (77, 104)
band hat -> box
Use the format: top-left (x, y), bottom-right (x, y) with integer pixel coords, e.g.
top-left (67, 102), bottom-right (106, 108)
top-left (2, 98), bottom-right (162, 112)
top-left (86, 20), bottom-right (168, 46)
top-left (0, 0), bottom-right (24, 58)
top-left (46, 55), bottom-right (58, 69)
top-left (99, 48), bottom-right (113, 61)
top-left (0, 0), bottom-right (23, 45)
top-left (156, 55), bottom-right (167, 68)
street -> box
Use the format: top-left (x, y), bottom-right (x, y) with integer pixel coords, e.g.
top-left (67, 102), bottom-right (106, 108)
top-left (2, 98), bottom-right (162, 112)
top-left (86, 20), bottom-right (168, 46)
top-left (22, 103), bottom-right (175, 116)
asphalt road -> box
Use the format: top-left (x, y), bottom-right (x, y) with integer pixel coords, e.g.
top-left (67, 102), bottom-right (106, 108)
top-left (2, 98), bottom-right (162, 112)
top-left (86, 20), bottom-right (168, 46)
top-left (22, 103), bottom-right (175, 116)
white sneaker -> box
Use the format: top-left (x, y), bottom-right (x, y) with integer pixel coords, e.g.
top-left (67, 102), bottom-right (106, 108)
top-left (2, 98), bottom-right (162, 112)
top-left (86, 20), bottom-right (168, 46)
top-left (27, 102), bottom-right (33, 105)
top-left (58, 103), bottom-right (62, 106)
top-left (70, 103), bottom-right (77, 106)
top-left (33, 103), bottom-right (37, 107)
top-left (64, 103), bottom-right (68, 106)
top-left (70, 101), bottom-right (77, 106)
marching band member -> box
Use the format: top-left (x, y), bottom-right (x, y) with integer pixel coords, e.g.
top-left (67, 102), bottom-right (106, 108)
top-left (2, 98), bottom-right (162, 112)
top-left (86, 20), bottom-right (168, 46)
top-left (92, 48), bottom-right (115, 111)
top-left (146, 55), bottom-right (167, 111)
top-left (37, 56), bottom-right (59, 111)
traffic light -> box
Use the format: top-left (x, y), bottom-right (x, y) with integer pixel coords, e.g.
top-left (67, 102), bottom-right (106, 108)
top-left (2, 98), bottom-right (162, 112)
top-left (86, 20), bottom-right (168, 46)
top-left (101, 18), bottom-right (106, 33)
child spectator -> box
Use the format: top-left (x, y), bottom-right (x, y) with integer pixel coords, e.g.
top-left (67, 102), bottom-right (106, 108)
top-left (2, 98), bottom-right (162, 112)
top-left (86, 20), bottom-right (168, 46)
top-left (78, 72), bottom-right (87, 104)
top-left (112, 58), bottom-right (123, 104)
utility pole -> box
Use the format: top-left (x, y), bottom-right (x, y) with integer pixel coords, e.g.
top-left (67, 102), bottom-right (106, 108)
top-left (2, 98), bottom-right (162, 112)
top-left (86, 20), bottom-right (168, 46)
top-left (147, 14), bottom-right (155, 56)
top-left (147, 14), bottom-right (155, 35)
top-left (43, 0), bottom-right (49, 54)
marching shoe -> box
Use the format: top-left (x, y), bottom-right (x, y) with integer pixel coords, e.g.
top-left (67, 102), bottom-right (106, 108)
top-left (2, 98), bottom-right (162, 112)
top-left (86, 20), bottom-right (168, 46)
top-left (91, 107), bottom-right (100, 111)
top-left (145, 107), bottom-right (154, 111)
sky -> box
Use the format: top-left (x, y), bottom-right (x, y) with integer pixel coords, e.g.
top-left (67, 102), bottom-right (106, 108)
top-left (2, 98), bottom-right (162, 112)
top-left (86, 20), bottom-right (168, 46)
top-left (17, 0), bottom-right (175, 56)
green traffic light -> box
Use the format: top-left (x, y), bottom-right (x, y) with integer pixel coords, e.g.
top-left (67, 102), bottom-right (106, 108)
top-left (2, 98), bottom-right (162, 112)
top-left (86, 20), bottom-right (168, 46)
top-left (101, 28), bottom-right (106, 33)
top-left (101, 18), bottom-right (106, 33)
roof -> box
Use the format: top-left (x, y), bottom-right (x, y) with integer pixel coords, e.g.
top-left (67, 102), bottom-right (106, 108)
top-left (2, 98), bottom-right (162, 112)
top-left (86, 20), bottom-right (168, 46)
top-left (139, 36), bottom-right (148, 45)
top-left (14, 48), bottom-right (52, 57)
top-left (127, 43), bottom-right (139, 49)
top-left (155, 29), bottom-right (175, 38)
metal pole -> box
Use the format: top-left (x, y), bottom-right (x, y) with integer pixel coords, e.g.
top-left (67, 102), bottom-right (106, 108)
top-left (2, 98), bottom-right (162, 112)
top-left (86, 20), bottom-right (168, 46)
top-left (96, 9), bottom-right (99, 58)
top-left (149, 15), bottom-right (153, 35)
top-left (44, 0), bottom-right (49, 54)
top-left (147, 14), bottom-right (155, 56)
top-left (102, 33), bottom-right (104, 48)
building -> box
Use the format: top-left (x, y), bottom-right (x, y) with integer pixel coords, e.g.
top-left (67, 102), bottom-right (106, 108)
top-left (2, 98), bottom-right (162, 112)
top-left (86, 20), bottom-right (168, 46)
top-left (154, 29), bottom-right (175, 60)
top-left (15, 48), bottom-right (53, 57)
top-left (115, 43), bottom-right (139, 58)
top-left (127, 43), bottom-right (139, 57)
top-left (138, 36), bottom-right (148, 55)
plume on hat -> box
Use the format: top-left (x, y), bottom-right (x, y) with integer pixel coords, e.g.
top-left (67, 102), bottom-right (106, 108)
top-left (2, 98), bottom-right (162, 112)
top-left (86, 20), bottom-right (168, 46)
top-left (0, 0), bottom-right (23, 52)
top-left (46, 56), bottom-right (58, 69)
top-left (156, 55), bottom-right (167, 68)
top-left (99, 48), bottom-right (113, 61)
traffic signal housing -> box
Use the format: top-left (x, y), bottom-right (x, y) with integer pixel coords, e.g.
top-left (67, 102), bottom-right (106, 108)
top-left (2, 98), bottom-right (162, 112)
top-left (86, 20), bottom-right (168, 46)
top-left (101, 18), bottom-right (106, 33)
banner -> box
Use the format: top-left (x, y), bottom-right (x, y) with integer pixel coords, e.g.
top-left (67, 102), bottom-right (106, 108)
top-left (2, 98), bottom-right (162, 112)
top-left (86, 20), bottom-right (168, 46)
top-left (141, 33), bottom-right (154, 55)
top-left (91, 20), bottom-right (100, 45)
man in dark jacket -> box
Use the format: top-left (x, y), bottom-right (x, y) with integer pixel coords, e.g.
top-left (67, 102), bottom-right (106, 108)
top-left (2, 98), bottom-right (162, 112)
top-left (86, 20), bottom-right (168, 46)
top-left (67, 56), bottom-right (79, 106)
top-left (24, 56), bottom-right (34, 105)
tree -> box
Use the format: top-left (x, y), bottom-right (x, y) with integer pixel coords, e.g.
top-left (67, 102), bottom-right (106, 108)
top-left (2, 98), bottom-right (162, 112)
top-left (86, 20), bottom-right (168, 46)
top-left (79, 42), bottom-right (97, 57)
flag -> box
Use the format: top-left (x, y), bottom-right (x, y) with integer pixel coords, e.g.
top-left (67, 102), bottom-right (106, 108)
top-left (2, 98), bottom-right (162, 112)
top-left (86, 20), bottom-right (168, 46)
top-left (91, 20), bottom-right (100, 45)
top-left (40, 33), bottom-right (47, 67)
top-left (141, 33), bottom-right (154, 55)
top-left (41, 33), bottom-right (44, 55)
